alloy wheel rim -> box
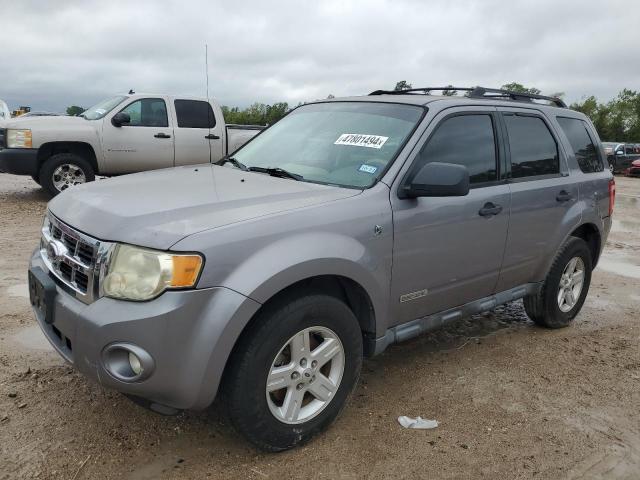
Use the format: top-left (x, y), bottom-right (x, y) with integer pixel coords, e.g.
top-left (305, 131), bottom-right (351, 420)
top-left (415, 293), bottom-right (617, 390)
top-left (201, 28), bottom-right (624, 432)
top-left (52, 164), bottom-right (86, 192)
top-left (557, 256), bottom-right (585, 313)
top-left (266, 326), bottom-right (345, 424)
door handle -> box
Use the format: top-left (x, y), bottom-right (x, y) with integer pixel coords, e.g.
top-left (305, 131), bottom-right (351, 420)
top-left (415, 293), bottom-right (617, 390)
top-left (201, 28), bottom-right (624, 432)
top-left (556, 190), bottom-right (573, 202)
top-left (478, 202), bottom-right (503, 217)
top-left (205, 134), bottom-right (220, 140)
top-left (154, 133), bottom-right (171, 139)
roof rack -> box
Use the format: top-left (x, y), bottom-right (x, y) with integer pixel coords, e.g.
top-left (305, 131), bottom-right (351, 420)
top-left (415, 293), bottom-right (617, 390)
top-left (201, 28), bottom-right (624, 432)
top-left (368, 86), bottom-right (567, 108)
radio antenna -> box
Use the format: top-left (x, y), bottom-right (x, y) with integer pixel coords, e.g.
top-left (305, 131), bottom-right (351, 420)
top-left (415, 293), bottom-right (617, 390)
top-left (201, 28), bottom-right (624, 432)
top-left (205, 43), bottom-right (210, 101)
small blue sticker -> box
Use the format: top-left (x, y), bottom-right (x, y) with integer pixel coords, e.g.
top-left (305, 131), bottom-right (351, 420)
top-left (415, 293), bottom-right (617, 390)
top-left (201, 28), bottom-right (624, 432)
top-left (359, 164), bottom-right (378, 174)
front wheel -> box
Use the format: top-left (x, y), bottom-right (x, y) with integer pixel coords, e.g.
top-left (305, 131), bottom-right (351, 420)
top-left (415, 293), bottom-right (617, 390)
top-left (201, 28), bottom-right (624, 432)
top-left (223, 293), bottom-right (363, 451)
top-left (608, 160), bottom-right (616, 174)
top-left (524, 237), bottom-right (592, 328)
top-left (40, 153), bottom-right (95, 197)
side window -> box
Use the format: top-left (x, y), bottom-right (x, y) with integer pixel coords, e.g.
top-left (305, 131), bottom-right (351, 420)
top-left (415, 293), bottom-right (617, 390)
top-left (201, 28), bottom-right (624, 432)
top-left (625, 144), bottom-right (635, 155)
top-left (503, 114), bottom-right (559, 179)
top-left (174, 100), bottom-right (216, 128)
top-left (120, 98), bottom-right (168, 127)
top-left (413, 114), bottom-right (498, 185)
top-left (556, 117), bottom-right (604, 173)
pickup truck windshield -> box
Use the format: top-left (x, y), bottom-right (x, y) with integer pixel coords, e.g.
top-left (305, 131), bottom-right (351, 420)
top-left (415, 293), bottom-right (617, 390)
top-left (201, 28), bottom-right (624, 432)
top-left (81, 95), bottom-right (127, 120)
top-left (232, 102), bottom-right (424, 188)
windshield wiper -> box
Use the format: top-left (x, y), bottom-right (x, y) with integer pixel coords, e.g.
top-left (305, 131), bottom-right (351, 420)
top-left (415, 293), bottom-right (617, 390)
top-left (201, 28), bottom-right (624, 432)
top-left (248, 167), bottom-right (303, 181)
top-left (214, 156), bottom-right (248, 171)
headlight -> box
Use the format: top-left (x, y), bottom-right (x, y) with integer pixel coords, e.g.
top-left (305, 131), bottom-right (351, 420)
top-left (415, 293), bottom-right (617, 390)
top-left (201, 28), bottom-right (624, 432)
top-left (7, 129), bottom-right (32, 148)
top-left (102, 244), bottom-right (203, 301)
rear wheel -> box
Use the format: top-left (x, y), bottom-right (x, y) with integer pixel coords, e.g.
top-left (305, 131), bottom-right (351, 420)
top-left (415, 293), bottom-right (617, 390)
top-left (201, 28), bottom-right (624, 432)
top-left (524, 237), bottom-right (592, 328)
top-left (39, 153), bottom-right (95, 196)
top-left (223, 293), bottom-right (363, 451)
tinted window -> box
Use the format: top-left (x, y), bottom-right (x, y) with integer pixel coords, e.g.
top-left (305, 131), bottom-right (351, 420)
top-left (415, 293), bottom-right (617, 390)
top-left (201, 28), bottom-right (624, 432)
top-left (504, 115), bottom-right (558, 178)
top-left (120, 98), bottom-right (168, 127)
top-left (175, 100), bottom-right (215, 128)
top-left (413, 114), bottom-right (497, 184)
top-left (557, 117), bottom-right (604, 173)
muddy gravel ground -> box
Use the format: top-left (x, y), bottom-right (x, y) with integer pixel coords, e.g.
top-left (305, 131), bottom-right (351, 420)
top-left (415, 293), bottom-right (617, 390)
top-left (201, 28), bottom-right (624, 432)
top-left (0, 174), bottom-right (638, 480)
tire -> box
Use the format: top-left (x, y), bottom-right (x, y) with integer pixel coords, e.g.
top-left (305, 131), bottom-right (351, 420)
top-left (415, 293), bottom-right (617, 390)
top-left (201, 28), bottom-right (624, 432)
top-left (523, 237), bottom-right (592, 328)
top-left (39, 153), bottom-right (95, 197)
top-left (608, 160), bottom-right (616, 174)
top-left (222, 293), bottom-right (363, 451)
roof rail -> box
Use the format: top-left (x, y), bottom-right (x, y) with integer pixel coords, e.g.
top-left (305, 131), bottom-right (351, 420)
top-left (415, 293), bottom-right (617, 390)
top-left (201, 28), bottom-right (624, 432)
top-left (369, 86), bottom-right (567, 108)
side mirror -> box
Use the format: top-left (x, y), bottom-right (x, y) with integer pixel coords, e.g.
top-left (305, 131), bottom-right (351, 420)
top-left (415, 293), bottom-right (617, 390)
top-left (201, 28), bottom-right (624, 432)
top-left (400, 162), bottom-right (470, 198)
top-left (111, 112), bottom-right (131, 127)
top-left (616, 150), bottom-right (625, 156)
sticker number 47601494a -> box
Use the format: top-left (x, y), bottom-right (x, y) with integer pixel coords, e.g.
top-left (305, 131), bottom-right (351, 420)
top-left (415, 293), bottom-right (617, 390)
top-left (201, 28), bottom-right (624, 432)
top-left (334, 133), bottom-right (389, 149)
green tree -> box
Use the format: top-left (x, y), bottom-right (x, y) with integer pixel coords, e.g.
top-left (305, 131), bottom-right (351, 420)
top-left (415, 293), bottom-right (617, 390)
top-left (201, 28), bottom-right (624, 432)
top-left (394, 80), bottom-right (412, 91)
top-left (66, 105), bottom-right (85, 116)
top-left (441, 85), bottom-right (458, 96)
top-left (500, 82), bottom-right (541, 95)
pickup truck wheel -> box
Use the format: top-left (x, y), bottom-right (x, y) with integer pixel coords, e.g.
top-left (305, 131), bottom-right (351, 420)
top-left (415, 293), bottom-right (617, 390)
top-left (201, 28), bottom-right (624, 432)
top-left (523, 237), bottom-right (592, 328)
top-left (223, 293), bottom-right (363, 451)
top-left (40, 153), bottom-right (95, 196)
top-left (608, 160), bottom-right (616, 174)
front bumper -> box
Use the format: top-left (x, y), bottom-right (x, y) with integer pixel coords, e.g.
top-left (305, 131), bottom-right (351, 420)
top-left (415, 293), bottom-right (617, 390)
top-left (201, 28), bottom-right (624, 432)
top-left (625, 166), bottom-right (640, 177)
top-left (0, 148), bottom-right (39, 175)
top-left (29, 249), bottom-right (261, 411)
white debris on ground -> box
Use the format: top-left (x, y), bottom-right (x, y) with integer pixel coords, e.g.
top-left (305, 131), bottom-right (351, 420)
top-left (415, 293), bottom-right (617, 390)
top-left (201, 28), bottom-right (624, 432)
top-left (397, 416), bottom-right (439, 429)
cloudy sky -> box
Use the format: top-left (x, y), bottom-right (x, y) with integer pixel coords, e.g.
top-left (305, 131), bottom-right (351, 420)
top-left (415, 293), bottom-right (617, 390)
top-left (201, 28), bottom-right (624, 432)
top-left (1, 0), bottom-right (638, 112)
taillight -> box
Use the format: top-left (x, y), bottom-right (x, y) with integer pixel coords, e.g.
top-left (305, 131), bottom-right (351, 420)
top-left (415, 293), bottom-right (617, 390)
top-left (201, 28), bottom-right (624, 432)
top-left (608, 178), bottom-right (616, 216)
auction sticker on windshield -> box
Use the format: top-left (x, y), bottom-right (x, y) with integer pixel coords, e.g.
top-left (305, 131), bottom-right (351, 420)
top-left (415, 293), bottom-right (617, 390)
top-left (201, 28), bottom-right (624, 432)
top-left (335, 133), bottom-right (389, 149)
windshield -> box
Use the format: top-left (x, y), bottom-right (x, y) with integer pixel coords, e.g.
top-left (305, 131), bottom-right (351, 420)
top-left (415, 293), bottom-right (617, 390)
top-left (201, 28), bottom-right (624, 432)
top-left (231, 102), bottom-right (425, 188)
top-left (81, 95), bottom-right (127, 120)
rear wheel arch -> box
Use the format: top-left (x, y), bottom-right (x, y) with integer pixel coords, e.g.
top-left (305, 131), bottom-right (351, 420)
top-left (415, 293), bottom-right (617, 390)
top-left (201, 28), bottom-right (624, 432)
top-left (570, 223), bottom-right (601, 267)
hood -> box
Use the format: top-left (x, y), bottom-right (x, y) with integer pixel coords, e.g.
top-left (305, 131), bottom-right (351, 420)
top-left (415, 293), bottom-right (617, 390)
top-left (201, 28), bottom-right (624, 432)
top-left (49, 165), bottom-right (361, 250)
top-left (4, 115), bottom-right (85, 129)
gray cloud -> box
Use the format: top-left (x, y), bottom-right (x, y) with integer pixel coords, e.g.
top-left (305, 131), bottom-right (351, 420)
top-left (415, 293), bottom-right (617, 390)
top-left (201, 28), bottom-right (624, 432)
top-left (1, 0), bottom-right (638, 112)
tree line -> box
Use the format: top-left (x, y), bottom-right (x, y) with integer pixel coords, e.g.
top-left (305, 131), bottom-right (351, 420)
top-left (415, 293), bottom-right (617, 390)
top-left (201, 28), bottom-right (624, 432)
top-left (65, 82), bottom-right (640, 142)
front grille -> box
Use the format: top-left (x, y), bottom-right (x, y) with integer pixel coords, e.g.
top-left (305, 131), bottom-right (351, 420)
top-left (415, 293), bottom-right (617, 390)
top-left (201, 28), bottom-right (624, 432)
top-left (40, 213), bottom-right (112, 304)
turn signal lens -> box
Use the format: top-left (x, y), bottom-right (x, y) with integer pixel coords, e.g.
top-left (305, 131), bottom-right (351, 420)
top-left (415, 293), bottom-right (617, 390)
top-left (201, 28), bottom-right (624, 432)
top-left (171, 255), bottom-right (203, 287)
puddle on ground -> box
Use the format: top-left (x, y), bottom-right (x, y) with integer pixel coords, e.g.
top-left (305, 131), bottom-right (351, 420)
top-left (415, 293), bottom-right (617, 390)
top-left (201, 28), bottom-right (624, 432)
top-left (611, 219), bottom-right (640, 234)
top-left (616, 195), bottom-right (639, 208)
top-left (7, 283), bottom-right (29, 298)
top-left (597, 257), bottom-right (640, 279)
top-left (12, 324), bottom-right (53, 352)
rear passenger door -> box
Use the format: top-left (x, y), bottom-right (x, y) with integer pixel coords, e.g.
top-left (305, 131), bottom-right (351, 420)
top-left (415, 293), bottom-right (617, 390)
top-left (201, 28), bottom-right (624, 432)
top-left (390, 108), bottom-right (510, 324)
top-left (495, 108), bottom-right (579, 292)
top-left (556, 116), bottom-right (610, 217)
top-left (172, 99), bottom-right (224, 166)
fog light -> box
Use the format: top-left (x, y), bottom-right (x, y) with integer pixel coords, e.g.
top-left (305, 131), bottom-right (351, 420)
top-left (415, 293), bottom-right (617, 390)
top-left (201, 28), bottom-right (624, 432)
top-left (102, 342), bottom-right (154, 382)
top-left (129, 352), bottom-right (143, 376)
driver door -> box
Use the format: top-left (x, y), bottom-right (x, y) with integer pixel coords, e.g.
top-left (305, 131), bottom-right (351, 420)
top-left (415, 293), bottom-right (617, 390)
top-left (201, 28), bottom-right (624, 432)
top-left (390, 107), bottom-right (510, 325)
top-left (102, 97), bottom-right (174, 174)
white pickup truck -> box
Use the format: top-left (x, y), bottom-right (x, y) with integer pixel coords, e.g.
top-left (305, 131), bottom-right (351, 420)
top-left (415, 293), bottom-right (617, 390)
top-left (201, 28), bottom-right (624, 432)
top-left (0, 93), bottom-right (264, 195)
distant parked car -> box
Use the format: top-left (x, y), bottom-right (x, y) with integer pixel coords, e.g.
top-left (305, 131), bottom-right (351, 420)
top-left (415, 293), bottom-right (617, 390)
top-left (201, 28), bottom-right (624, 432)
top-left (625, 158), bottom-right (640, 177)
top-left (602, 142), bottom-right (640, 173)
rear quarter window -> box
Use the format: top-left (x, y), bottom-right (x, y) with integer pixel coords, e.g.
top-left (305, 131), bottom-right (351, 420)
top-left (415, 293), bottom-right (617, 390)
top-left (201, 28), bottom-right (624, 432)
top-left (557, 117), bottom-right (604, 173)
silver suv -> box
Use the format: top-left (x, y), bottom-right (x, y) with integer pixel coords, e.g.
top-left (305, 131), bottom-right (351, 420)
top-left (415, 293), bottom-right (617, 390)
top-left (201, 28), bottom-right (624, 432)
top-left (28, 87), bottom-right (615, 451)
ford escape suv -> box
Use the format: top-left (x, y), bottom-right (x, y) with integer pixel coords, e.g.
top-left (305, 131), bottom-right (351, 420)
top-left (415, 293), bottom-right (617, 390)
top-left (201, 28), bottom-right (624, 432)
top-left (28, 86), bottom-right (614, 451)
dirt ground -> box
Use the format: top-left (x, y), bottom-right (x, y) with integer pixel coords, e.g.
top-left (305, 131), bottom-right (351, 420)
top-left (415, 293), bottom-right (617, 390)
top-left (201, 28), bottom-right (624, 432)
top-left (0, 174), bottom-right (638, 480)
